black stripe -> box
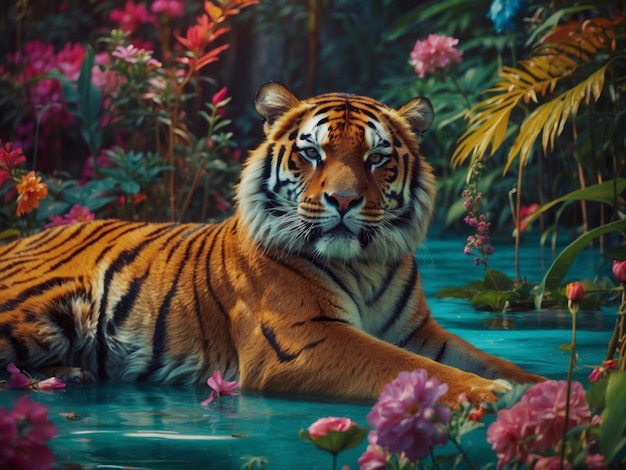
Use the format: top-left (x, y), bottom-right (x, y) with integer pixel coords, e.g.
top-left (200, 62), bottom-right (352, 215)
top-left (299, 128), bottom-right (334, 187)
top-left (434, 341), bottom-right (448, 362)
top-left (0, 277), bottom-right (75, 313)
top-left (138, 227), bottom-right (204, 381)
top-left (107, 271), bottom-right (149, 336)
top-left (378, 259), bottom-right (417, 336)
top-left (367, 261), bottom-right (401, 306)
top-left (96, 225), bottom-right (175, 379)
top-left (261, 323), bottom-right (297, 363)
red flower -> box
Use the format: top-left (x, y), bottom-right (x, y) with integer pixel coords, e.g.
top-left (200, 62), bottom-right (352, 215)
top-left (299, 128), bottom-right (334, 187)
top-left (15, 170), bottom-right (48, 217)
top-left (565, 282), bottom-right (585, 302)
top-left (469, 405), bottom-right (484, 422)
top-left (110, 0), bottom-right (155, 32)
top-left (0, 140), bottom-right (26, 187)
top-left (612, 260), bottom-right (626, 284)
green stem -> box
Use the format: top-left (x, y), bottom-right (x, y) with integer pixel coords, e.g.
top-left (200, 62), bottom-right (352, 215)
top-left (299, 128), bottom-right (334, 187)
top-left (448, 435), bottom-right (477, 470)
top-left (560, 307), bottom-right (577, 468)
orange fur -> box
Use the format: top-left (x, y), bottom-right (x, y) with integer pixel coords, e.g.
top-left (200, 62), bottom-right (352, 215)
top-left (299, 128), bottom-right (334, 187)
top-left (0, 83), bottom-right (542, 406)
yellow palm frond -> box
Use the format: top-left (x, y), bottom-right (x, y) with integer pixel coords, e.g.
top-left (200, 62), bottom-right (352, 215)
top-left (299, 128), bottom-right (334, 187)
top-left (451, 16), bottom-right (624, 171)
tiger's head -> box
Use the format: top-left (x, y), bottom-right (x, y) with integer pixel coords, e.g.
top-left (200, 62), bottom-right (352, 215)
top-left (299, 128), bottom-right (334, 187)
top-left (236, 82), bottom-right (436, 263)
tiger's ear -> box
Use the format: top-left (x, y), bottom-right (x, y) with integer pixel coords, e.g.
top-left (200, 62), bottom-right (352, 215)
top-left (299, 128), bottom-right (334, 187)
top-left (396, 97), bottom-right (434, 138)
top-left (255, 82), bottom-right (301, 133)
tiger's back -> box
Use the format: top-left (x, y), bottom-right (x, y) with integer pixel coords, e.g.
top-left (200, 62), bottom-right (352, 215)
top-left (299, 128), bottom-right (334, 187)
top-left (0, 83), bottom-right (542, 405)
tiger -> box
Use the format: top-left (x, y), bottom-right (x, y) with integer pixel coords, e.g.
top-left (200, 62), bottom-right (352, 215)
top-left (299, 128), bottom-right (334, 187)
top-left (0, 82), bottom-right (542, 407)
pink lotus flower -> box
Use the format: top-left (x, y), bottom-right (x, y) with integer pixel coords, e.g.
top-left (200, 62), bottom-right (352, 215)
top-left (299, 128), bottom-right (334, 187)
top-left (366, 369), bottom-right (450, 463)
top-left (308, 417), bottom-right (358, 439)
top-left (201, 370), bottom-right (238, 405)
top-left (410, 34), bottom-right (463, 78)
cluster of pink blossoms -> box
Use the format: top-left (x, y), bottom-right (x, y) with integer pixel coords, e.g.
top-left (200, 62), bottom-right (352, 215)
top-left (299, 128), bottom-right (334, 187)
top-left (0, 395), bottom-right (58, 469)
top-left (2, 41), bottom-right (86, 163)
top-left (410, 33), bottom-right (463, 78)
top-left (462, 189), bottom-right (495, 268)
top-left (487, 380), bottom-right (603, 469)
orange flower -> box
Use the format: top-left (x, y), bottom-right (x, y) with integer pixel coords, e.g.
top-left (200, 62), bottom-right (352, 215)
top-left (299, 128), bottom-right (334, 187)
top-left (16, 171), bottom-right (48, 216)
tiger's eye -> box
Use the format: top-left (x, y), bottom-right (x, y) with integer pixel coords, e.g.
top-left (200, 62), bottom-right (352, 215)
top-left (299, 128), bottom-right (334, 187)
top-left (368, 153), bottom-right (386, 166)
top-left (302, 147), bottom-right (320, 161)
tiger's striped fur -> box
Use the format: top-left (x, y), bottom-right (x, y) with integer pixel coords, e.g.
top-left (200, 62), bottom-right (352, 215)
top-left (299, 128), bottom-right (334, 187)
top-left (0, 83), bottom-right (542, 406)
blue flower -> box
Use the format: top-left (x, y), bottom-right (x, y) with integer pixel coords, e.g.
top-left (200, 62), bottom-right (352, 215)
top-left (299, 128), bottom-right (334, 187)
top-left (487, 0), bottom-right (528, 34)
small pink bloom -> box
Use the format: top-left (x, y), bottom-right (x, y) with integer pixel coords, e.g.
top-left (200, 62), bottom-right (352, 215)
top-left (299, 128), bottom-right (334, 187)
top-left (0, 140), bottom-right (27, 187)
top-left (410, 34), bottom-right (463, 78)
top-left (612, 260), bottom-right (626, 283)
top-left (201, 370), bottom-right (238, 405)
top-left (588, 367), bottom-right (603, 383)
top-left (308, 417), bottom-right (357, 439)
top-left (6, 363), bottom-right (32, 390)
top-left (358, 431), bottom-right (388, 470)
top-left (530, 455), bottom-right (571, 470)
top-left (36, 377), bottom-right (66, 391)
top-left (487, 403), bottom-right (534, 469)
top-left (585, 453), bottom-right (606, 469)
top-left (110, 0), bottom-right (155, 32)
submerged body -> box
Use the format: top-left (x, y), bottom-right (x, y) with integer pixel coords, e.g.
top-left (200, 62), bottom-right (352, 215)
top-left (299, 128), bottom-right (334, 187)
top-left (0, 83), bottom-right (541, 405)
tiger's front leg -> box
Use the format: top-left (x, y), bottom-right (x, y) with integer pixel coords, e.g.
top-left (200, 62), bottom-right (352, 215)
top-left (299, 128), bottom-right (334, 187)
top-left (403, 313), bottom-right (544, 385)
top-left (233, 312), bottom-right (509, 407)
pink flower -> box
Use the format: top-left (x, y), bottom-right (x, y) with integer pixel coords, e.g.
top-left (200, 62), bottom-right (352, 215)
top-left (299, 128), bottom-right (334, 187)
top-left (530, 455), bottom-right (571, 470)
top-left (612, 260), bottom-right (626, 283)
top-left (366, 369), bottom-right (450, 462)
top-left (36, 377), bottom-right (66, 391)
top-left (585, 453), bottom-right (606, 469)
top-left (6, 363), bottom-right (32, 390)
top-left (45, 205), bottom-right (95, 228)
top-left (110, 0), bottom-right (155, 32)
top-left (487, 380), bottom-right (591, 468)
top-left (487, 403), bottom-right (534, 468)
top-left (11, 395), bottom-right (57, 442)
top-left (410, 34), bottom-right (463, 78)
top-left (151, 0), bottom-right (185, 17)
top-left (357, 431), bottom-right (388, 470)
top-left (112, 45), bottom-right (162, 67)
top-left (201, 370), bottom-right (238, 405)
top-left (308, 417), bottom-right (358, 439)
top-left (0, 396), bottom-right (56, 470)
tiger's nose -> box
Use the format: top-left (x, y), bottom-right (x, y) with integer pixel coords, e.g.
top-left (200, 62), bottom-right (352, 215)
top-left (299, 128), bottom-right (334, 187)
top-left (324, 192), bottom-right (363, 216)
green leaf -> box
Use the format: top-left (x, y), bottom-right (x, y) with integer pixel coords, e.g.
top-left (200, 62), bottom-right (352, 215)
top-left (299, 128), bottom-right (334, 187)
top-left (524, 179), bottom-right (626, 230)
top-left (298, 426), bottom-right (368, 455)
top-left (599, 371), bottom-right (626, 463)
top-left (483, 269), bottom-right (515, 291)
top-left (535, 219), bottom-right (626, 308)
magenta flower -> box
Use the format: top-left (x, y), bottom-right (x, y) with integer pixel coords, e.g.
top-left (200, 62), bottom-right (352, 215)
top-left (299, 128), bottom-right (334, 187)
top-left (0, 396), bottom-right (57, 470)
top-left (201, 370), bottom-right (238, 405)
top-left (45, 204), bottom-right (95, 228)
top-left (110, 0), bottom-right (155, 33)
top-left (151, 0), bottom-right (185, 18)
top-left (6, 363), bottom-right (32, 390)
top-left (410, 34), bottom-right (463, 78)
top-left (366, 369), bottom-right (450, 462)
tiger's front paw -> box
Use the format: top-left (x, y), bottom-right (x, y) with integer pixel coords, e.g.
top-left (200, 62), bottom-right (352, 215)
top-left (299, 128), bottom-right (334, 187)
top-left (442, 374), bottom-right (510, 409)
top-left (39, 366), bottom-right (95, 385)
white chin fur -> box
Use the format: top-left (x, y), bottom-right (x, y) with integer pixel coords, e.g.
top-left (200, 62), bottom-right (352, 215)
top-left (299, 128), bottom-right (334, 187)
top-left (314, 234), bottom-right (362, 260)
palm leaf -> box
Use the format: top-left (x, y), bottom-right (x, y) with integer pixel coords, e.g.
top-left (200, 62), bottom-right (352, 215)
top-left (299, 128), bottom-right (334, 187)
top-left (451, 16), bottom-right (624, 170)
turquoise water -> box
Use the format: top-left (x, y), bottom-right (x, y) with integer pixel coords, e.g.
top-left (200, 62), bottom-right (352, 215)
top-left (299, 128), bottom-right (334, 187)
top-left (0, 231), bottom-right (615, 469)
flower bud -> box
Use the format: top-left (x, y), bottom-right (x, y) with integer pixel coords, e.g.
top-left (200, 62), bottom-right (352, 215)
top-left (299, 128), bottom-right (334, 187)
top-left (612, 260), bottom-right (626, 284)
top-left (565, 282), bottom-right (584, 302)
